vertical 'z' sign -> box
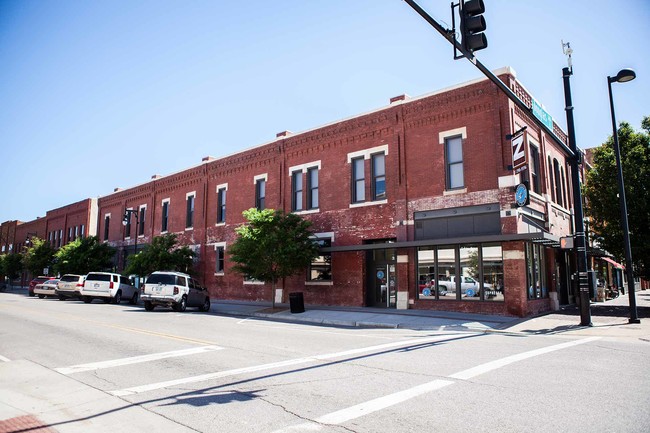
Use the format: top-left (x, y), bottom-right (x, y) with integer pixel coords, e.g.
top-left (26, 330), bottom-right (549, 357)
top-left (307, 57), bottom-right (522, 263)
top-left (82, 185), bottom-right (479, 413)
top-left (511, 132), bottom-right (527, 173)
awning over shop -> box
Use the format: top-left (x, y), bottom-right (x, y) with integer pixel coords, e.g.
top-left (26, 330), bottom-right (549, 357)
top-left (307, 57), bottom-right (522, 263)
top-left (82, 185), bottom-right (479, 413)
top-left (321, 231), bottom-right (560, 253)
top-left (601, 256), bottom-right (625, 270)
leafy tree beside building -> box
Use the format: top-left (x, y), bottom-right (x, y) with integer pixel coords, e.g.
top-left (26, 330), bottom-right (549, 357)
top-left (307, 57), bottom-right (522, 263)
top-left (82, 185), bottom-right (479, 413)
top-left (584, 116), bottom-right (650, 278)
top-left (229, 208), bottom-right (320, 308)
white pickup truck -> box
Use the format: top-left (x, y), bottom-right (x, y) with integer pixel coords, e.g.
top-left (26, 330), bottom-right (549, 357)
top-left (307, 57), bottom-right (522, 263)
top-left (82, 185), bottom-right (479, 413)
top-left (437, 276), bottom-right (492, 298)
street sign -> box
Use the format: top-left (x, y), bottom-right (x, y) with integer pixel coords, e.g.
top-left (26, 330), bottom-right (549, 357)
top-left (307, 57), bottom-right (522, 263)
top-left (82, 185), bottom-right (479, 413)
top-left (532, 99), bottom-right (553, 131)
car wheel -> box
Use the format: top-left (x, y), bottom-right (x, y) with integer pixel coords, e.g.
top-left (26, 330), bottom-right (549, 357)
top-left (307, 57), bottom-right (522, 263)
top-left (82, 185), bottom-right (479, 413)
top-left (144, 301), bottom-right (154, 311)
top-left (58, 295), bottom-right (66, 301)
top-left (113, 291), bottom-right (122, 304)
top-left (38, 294), bottom-right (45, 299)
top-left (174, 296), bottom-right (187, 312)
top-left (29, 291), bottom-right (35, 297)
top-left (199, 297), bottom-right (210, 312)
top-left (129, 292), bottom-right (138, 305)
top-left (83, 296), bottom-right (92, 303)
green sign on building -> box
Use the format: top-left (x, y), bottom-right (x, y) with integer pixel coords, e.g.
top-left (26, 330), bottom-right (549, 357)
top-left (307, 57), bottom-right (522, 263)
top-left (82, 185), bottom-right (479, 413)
top-left (532, 99), bottom-right (554, 132)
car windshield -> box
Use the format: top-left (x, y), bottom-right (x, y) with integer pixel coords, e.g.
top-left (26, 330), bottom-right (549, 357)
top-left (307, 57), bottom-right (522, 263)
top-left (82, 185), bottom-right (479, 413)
top-left (86, 274), bottom-right (111, 282)
top-left (60, 275), bottom-right (80, 282)
top-left (146, 274), bottom-right (177, 285)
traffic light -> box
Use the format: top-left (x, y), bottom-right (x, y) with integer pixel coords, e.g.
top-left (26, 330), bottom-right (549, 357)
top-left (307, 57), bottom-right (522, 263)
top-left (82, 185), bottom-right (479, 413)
top-left (460, 0), bottom-right (487, 54)
top-left (123, 212), bottom-right (130, 226)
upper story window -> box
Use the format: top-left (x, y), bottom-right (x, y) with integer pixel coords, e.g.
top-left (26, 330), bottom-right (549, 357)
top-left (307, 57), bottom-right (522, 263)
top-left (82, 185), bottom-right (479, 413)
top-left (217, 184), bottom-right (227, 224)
top-left (291, 170), bottom-right (303, 212)
top-left (254, 174), bottom-right (267, 210)
top-left (348, 145), bottom-right (388, 206)
top-left (138, 205), bottom-right (146, 236)
top-left (351, 157), bottom-right (365, 203)
top-left (439, 127), bottom-right (466, 191)
top-left (289, 162), bottom-right (320, 213)
top-left (161, 200), bottom-right (169, 233)
top-left (186, 192), bottom-right (195, 229)
top-left (371, 153), bottom-right (386, 201)
top-left (445, 136), bottom-right (464, 189)
top-left (529, 143), bottom-right (541, 194)
top-left (553, 159), bottom-right (563, 207)
top-left (124, 208), bottom-right (133, 238)
top-left (307, 166), bottom-right (319, 210)
top-left (104, 215), bottom-right (110, 241)
top-left (547, 156), bottom-right (555, 202)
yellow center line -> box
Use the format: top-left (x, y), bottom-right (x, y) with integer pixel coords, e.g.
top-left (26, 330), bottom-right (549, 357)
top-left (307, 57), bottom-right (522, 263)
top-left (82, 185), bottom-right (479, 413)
top-left (0, 302), bottom-right (218, 346)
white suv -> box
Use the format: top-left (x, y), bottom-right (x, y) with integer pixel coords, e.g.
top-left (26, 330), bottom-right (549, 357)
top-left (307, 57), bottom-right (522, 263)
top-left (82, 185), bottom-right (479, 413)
top-left (81, 272), bottom-right (139, 304)
top-left (141, 271), bottom-right (210, 312)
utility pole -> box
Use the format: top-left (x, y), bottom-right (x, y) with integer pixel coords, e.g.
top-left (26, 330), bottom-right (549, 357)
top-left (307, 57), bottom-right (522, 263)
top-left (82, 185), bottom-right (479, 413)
top-left (562, 42), bottom-right (591, 326)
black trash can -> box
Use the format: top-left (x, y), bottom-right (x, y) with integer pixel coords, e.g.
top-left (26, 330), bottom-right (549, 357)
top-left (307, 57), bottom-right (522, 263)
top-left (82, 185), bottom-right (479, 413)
top-left (289, 292), bottom-right (305, 314)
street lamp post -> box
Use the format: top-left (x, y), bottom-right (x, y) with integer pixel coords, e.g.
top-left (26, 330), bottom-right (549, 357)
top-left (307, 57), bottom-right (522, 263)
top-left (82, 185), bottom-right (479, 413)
top-left (122, 209), bottom-right (139, 271)
top-left (607, 68), bottom-right (640, 324)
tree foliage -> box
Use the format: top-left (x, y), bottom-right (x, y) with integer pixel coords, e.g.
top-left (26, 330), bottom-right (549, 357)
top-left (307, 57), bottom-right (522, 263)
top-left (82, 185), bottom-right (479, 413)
top-left (229, 208), bottom-right (320, 307)
top-left (584, 116), bottom-right (650, 278)
top-left (124, 233), bottom-right (195, 277)
top-left (22, 237), bottom-right (56, 277)
top-left (0, 253), bottom-right (24, 280)
top-left (54, 236), bottom-right (116, 275)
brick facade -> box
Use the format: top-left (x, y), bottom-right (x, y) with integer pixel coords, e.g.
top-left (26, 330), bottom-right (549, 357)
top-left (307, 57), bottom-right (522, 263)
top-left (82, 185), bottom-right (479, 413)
top-left (2, 67), bottom-right (579, 317)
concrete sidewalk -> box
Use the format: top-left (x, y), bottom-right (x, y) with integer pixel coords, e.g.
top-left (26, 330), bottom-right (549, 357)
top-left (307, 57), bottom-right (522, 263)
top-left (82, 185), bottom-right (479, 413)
top-left (0, 360), bottom-right (195, 433)
top-left (212, 290), bottom-right (650, 340)
top-left (212, 299), bottom-right (517, 332)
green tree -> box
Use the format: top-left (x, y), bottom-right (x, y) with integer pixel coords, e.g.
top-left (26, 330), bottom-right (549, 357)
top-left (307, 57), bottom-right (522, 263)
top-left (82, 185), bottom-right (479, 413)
top-left (584, 116), bottom-right (650, 278)
top-left (1, 253), bottom-right (23, 280)
top-left (22, 238), bottom-right (55, 277)
top-left (229, 208), bottom-right (320, 308)
top-left (124, 233), bottom-right (195, 277)
top-left (54, 236), bottom-right (116, 275)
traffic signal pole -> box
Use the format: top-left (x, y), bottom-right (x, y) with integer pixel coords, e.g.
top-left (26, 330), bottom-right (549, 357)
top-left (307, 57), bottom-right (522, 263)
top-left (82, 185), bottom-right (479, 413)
top-left (563, 65), bottom-right (592, 326)
top-left (402, 0), bottom-right (575, 160)
top-left (403, 0), bottom-right (596, 324)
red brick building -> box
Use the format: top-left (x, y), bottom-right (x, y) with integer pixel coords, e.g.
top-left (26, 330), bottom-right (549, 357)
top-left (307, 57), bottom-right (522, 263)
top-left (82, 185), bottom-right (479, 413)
top-left (91, 67), bottom-right (577, 317)
top-left (4, 68), bottom-right (581, 317)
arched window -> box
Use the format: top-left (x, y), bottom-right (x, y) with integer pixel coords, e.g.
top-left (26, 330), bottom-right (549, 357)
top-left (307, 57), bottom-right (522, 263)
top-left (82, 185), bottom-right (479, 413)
top-left (547, 156), bottom-right (555, 203)
top-left (553, 159), bottom-right (563, 206)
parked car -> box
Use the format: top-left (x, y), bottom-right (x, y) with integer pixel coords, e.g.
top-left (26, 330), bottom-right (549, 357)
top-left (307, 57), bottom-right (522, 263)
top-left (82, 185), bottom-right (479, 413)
top-left (29, 276), bottom-right (52, 297)
top-left (141, 271), bottom-right (210, 312)
top-left (55, 274), bottom-right (85, 300)
top-left (34, 279), bottom-right (60, 299)
top-left (436, 276), bottom-right (493, 298)
top-left (80, 272), bottom-right (139, 304)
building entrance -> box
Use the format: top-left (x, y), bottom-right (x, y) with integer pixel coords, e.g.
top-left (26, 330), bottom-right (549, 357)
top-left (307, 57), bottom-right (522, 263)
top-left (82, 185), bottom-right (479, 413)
top-left (366, 246), bottom-right (397, 308)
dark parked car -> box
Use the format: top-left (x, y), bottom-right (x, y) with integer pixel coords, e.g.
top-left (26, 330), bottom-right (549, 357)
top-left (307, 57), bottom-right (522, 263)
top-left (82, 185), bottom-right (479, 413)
top-left (28, 276), bottom-right (53, 297)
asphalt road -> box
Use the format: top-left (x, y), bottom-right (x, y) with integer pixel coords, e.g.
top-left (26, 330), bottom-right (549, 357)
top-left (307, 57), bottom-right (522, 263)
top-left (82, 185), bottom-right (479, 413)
top-left (1, 292), bottom-right (649, 432)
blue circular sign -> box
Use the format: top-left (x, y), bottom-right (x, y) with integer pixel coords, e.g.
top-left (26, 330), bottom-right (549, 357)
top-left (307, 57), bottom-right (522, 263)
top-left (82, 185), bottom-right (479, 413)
top-left (376, 271), bottom-right (385, 279)
top-left (466, 288), bottom-right (475, 297)
top-left (422, 288), bottom-right (432, 296)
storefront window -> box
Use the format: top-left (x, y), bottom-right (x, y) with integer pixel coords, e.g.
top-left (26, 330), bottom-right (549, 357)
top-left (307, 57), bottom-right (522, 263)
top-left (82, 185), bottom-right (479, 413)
top-left (526, 243), bottom-right (548, 299)
top-left (460, 245), bottom-right (480, 301)
top-left (417, 243), bottom-right (504, 303)
top-left (417, 247), bottom-right (436, 299)
top-left (437, 247), bottom-right (456, 301)
top-left (482, 244), bottom-right (504, 302)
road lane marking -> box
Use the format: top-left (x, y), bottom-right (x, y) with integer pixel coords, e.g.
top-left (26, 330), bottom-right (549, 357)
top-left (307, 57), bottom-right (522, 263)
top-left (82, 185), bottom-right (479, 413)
top-left (448, 336), bottom-right (600, 380)
top-left (109, 334), bottom-right (469, 396)
top-left (0, 303), bottom-right (220, 346)
top-left (56, 345), bottom-right (224, 375)
top-left (273, 336), bottom-right (601, 432)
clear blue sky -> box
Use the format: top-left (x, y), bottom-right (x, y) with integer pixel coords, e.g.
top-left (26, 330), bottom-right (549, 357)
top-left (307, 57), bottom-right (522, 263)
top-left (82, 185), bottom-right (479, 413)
top-left (1, 0), bottom-right (648, 224)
